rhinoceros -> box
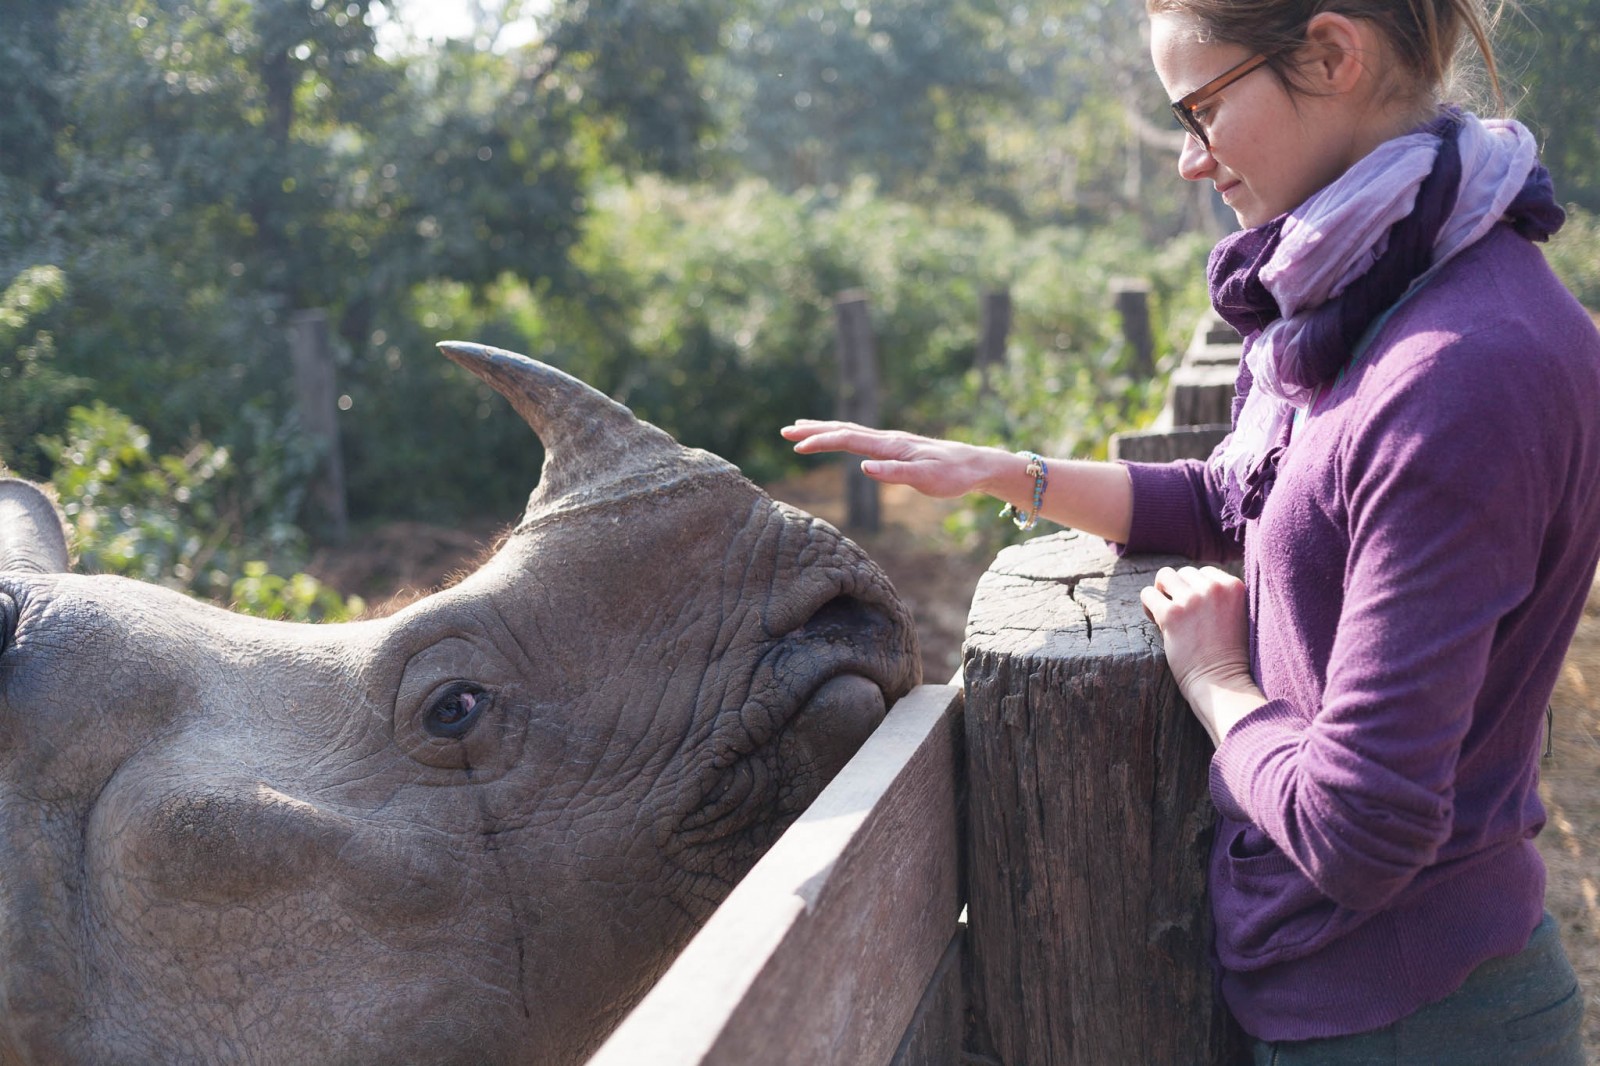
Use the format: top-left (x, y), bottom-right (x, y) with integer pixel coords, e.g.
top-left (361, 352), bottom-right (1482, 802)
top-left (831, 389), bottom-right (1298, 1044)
top-left (0, 342), bottom-right (920, 1064)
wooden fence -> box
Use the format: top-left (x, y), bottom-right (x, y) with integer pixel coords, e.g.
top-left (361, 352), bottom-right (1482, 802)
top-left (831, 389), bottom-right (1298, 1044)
top-left (589, 683), bottom-right (968, 1066)
top-left (589, 313), bottom-right (1248, 1065)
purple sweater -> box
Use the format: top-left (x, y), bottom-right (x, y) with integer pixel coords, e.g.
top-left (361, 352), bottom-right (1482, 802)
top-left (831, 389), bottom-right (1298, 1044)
top-left (1122, 224), bottom-right (1600, 1041)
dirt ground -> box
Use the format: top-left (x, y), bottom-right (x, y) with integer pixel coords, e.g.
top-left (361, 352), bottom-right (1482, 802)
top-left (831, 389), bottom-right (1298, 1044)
top-left (1545, 585), bottom-right (1600, 1058)
top-left (314, 464), bottom-right (1599, 1058)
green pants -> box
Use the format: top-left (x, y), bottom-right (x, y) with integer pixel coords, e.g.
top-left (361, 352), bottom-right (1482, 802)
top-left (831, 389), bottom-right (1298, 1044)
top-left (1253, 914), bottom-right (1586, 1066)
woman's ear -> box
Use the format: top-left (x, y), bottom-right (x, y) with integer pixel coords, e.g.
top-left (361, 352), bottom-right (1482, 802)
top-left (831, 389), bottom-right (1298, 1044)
top-left (1299, 12), bottom-right (1377, 95)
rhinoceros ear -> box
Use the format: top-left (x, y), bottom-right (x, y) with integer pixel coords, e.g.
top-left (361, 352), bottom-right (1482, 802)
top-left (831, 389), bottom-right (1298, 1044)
top-left (0, 477), bottom-right (71, 574)
top-left (437, 342), bottom-right (736, 520)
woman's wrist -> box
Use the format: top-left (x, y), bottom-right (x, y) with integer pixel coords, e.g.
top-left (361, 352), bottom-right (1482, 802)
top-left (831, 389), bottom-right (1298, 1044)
top-left (971, 450), bottom-right (1133, 544)
top-left (1185, 671), bottom-right (1268, 747)
top-left (976, 447), bottom-right (1040, 505)
top-left (996, 451), bottom-right (1049, 530)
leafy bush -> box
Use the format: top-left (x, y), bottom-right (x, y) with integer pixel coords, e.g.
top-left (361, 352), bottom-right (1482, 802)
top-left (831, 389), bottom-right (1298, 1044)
top-left (40, 402), bottom-right (363, 622)
top-left (1547, 205), bottom-right (1600, 312)
top-left (0, 265), bottom-right (88, 478)
top-left (231, 562), bottom-right (362, 624)
top-left (355, 176), bottom-right (1211, 503)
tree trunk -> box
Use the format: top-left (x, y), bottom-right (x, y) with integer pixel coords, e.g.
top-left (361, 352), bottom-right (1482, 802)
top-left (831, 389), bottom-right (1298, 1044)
top-left (834, 290), bottom-right (881, 533)
top-left (289, 309), bottom-right (348, 542)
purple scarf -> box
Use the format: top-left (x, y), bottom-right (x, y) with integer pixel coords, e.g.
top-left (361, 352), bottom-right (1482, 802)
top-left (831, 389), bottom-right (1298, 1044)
top-left (1206, 109), bottom-right (1565, 532)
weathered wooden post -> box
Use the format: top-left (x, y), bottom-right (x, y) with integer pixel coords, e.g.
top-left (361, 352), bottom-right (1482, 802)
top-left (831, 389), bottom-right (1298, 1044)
top-left (1167, 311), bottom-right (1239, 430)
top-left (288, 308), bottom-right (348, 542)
top-left (977, 290), bottom-right (1012, 397)
top-left (1110, 278), bottom-right (1155, 378)
top-left (1111, 311), bottom-right (1239, 464)
top-left (961, 531), bottom-right (1247, 1065)
top-left (834, 289), bottom-right (881, 533)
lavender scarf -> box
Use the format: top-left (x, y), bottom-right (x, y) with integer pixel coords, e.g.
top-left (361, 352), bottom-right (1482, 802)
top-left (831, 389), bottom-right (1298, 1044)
top-left (1208, 108), bottom-right (1566, 533)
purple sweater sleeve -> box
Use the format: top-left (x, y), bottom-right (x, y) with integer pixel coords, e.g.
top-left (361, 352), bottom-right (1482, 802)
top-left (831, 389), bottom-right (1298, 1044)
top-left (1119, 457), bottom-right (1243, 563)
top-left (1207, 330), bottom-right (1558, 912)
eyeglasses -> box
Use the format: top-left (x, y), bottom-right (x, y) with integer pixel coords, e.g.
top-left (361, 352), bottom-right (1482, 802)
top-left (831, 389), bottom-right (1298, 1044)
top-left (1169, 52), bottom-right (1272, 149)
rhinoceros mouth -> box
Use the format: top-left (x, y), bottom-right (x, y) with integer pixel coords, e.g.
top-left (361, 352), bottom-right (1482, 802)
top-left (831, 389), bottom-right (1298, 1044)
top-left (665, 586), bottom-right (910, 884)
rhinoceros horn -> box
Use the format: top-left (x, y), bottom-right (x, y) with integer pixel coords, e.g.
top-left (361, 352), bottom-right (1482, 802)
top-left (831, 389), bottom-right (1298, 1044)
top-left (438, 341), bottom-right (736, 521)
top-left (0, 477), bottom-right (70, 575)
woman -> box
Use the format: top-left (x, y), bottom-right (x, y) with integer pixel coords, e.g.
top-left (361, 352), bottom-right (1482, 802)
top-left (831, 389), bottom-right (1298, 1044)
top-left (783, 2), bottom-right (1597, 1061)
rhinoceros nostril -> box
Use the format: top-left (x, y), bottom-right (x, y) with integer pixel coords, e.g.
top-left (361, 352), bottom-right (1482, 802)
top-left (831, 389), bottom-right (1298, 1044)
top-left (0, 593), bottom-right (16, 657)
top-left (801, 594), bottom-right (888, 643)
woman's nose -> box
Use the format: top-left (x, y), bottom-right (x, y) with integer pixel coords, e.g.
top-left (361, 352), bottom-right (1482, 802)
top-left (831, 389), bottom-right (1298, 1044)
top-left (1177, 132), bottom-right (1215, 182)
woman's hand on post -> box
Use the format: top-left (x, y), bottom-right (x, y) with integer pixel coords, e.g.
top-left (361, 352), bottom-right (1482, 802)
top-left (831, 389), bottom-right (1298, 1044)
top-left (1139, 565), bottom-right (1266, 746)
top-left (780, 420), bottom-right (1001, 500)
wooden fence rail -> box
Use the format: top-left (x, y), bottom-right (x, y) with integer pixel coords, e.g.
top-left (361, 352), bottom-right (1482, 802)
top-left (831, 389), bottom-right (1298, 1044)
top-left (590, 684), bottom-right (967, 1066)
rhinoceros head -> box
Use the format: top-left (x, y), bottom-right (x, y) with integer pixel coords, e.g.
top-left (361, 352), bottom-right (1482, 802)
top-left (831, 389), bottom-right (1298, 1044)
top-left (0, 343), bottom-right (920, 1064)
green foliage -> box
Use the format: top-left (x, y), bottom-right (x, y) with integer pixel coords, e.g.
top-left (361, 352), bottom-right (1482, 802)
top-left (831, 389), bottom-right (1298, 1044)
top-left (711, 0), bottom-right (1017, 199)
top-left (0, 0), bottom-right (71, 212)
top-left (1546, 205), bottom-right (1600, 312)
top-left (1501, 1), bottom-right (1600, 214)
top-left (1, 0), bottom-right (759, 530)
top-left (0, 265), bottom-right (87, 477)
top-left (431, 176), bottom-right (1211, 495)
top-left (541, 0), bottom-right (734, 179)
top-left (40, 402), bottom-right (361, 621)
top-left (232, 561), bottom-right (364, 623)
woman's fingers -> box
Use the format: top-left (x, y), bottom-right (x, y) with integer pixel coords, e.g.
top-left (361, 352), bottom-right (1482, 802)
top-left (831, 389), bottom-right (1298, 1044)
top-left (1139, 582), bottom-right (1168, 624)
top-left (1143, 565), bottom-right (1249, 685)
top-left (779, 418), bottom-right (854, 440)
top-left (780, 421), bottom-right (988, 499)
top-left (780, 420), bottom-right (881, 443)
top-left (781, 421), bottom-right (913, 460)
top-left (856, 457), bottom-right (973, 497)
top-left (1150, 565), bottom-right (1236, 604)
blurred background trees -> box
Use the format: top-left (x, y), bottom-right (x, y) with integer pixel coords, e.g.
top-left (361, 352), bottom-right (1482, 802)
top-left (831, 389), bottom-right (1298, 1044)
top-left (3, 0), bottom-right (1598, 608)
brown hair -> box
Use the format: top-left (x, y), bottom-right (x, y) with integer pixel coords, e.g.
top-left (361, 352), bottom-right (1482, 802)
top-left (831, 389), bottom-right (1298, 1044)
top-left (1147, 0), bottom-right (1505, 109)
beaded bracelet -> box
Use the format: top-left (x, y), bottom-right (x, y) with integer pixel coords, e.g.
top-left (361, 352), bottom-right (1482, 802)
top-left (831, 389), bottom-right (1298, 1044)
top-left (998, 451), bottom-right (1048, 531)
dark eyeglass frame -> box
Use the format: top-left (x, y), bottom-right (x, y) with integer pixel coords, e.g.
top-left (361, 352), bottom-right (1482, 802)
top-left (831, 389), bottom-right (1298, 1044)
top-left (1170, 52), bottom-right (1272, 148)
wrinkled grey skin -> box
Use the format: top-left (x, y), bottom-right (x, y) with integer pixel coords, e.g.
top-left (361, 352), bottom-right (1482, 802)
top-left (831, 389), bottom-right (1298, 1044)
top-left (0, 343), bottom-right (920, 1065)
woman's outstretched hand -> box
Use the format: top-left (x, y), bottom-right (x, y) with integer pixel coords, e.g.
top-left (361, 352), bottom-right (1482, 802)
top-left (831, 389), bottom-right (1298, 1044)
top-left (1139, 565), bottom-right (1266, 746)
top-left (781, 419), bottom-right (1137, 543)
top-left (780, 420), bottom-right (1002, 500)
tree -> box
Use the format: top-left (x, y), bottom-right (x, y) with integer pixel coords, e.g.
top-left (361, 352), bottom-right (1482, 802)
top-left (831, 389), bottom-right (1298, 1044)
top-left (1, 0), bottom-right (748, 519)
top-left (1499, 0), bottom-right (1600, 213)
top-left (710, 0), bottom-right (1018, 198)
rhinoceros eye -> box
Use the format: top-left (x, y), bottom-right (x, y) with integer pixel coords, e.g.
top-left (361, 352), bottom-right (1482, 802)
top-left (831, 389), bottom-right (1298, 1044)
top-left (425, 682), bottom-right (488, 739)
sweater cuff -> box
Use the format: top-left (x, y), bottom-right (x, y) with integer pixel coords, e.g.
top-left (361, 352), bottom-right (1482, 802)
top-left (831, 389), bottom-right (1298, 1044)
top-left (1117, 460), bottom-right (1209, 555)
top-left (1208, 698), bottom-right (1304, 823)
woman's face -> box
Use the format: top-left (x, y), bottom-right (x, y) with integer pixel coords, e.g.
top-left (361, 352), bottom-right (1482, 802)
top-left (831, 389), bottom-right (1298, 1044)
top-left (1149, 12), bottom-right (1367, 228)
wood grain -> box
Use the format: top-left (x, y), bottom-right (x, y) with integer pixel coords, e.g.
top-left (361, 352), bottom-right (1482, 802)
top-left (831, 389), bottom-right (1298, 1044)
top-left (590, 683), bottom-right (965, 1066)
top-left (962, 533), bottom-right (1247, 1065)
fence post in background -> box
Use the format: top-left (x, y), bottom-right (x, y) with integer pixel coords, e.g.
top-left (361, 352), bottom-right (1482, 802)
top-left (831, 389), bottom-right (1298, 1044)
top-left (1111, 310), bottom-right (1240, 464)
top-left (833, 289), bottom-right (881, 534)
top-left (288, 308), bottom-right (349, 543)
top-left (1110, 277), bottom-right (1154, 378)
top-left (961, 532), bottom-right (1247, 1065)
top-left (976, 290), bottom-right (1012, 397)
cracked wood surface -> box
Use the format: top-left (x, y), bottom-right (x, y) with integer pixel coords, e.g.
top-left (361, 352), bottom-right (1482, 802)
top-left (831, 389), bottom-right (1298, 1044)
top-left (961, 532), bottom-right (1247, 1065)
